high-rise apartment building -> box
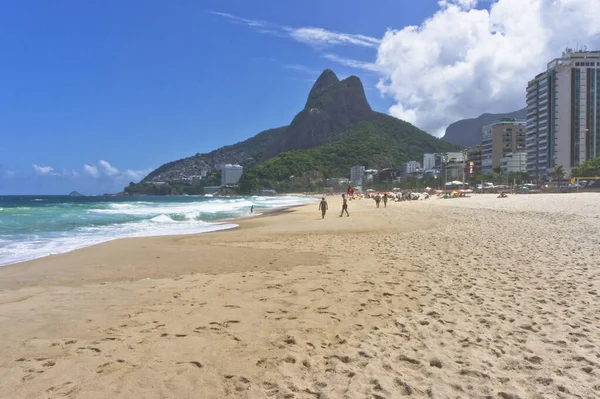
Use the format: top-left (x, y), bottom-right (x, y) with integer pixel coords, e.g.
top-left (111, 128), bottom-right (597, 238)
top-left (526, 50), bottom-right (600, 180)
top-left (423, 153), bottom-right (436, 171)
top-left (220, 164), bottom-right (243, 186)
top-left (481, 119), bottom-right (526, 174)
top-left (350, 165), bottom-right (365, 184)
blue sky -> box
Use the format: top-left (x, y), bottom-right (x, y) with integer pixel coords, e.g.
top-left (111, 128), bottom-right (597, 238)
top-left (1, 0), bottom-right (598, 194)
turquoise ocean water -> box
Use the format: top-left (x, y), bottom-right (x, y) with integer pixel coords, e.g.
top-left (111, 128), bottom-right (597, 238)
top-left (0, 195), bottom-right (315, 266)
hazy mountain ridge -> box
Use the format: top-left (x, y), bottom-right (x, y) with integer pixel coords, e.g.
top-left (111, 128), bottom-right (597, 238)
top-left (443, 109), bottom-right (527, 147)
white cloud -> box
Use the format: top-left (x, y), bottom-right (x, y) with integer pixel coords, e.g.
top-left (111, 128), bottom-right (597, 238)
top-left (3, 170), bottom-right (16, 178)
top-left (375, 0), bottom-right (600, 136)
top-left (83, 164), bottom-right (99, 177)
top-left (284, 64), bottom-right (321, 75)
top-left (83, 161), bottom-right (149, 183)
top-left (287, 27), bottom-right (380, 48)
top-left (123, 169), bottom-right (152, 181)
top-left (211, 11), bottom-right (380, 48)
top-left (32, 164), bottom-right (54, 175)
top-left (439, 0), bottom-right (479, 10)
top-left (99, 160), bottom-right (119, 176)
top-left (208, 11), bottom-right (266, 28)
top-left (323, 54), bottom-right (379, 72)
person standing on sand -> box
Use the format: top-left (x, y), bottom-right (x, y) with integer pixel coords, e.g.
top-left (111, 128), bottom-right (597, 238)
top-left (375, 193), bottom-right (381, 208)
top-left (318, 197), bottom-right (328, 219)
top-left (383, 193), bottom-right (388, 208)
top-left (340, 194), bottom-right (350, 217)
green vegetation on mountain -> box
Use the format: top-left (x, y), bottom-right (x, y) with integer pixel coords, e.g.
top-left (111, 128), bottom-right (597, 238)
top-left (571, 155), bottom-right (600, 177)
top-left (238, 114), bottom-right (459, 193)
top-left (141, 126), bottom-right (286, 183)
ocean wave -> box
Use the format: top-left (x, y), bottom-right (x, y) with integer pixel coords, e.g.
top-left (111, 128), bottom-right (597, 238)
top-left (0, 218), bottom-right (238, 266)
top-left (89, 197), bottom-right (310, 217)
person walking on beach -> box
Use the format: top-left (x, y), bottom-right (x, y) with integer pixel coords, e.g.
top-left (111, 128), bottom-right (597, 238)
top-left (375, 193), bottom-right (381, 208)
top-left (250, 205), bottom-right (254, 213)
top-left (340, 194), bottom-right (350, 217)
top-left (383, 193), bottom-right (388, 208)
top-left (318, 197), bottom-right (328, 219)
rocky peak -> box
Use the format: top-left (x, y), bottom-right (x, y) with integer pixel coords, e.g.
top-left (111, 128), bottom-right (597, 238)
top-left (266, 70), bottom-right (374, 156)
top-left (305, 73), bottom-right (370, 113)
top-left (305, 69), bottom-right (340, 108)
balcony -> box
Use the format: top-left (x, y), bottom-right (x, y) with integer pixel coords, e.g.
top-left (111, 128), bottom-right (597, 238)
top-left (526, 109), bottom-right (538, 117)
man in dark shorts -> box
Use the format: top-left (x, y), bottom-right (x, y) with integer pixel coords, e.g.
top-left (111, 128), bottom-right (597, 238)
top-left (318, 197), bottom-right (328, 219)
top-left (340, 194), bottom-right (350, 217)
top-left (383, 193), bottom-right (388, 208)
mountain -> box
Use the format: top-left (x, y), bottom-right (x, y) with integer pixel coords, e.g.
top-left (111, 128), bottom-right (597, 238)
top-left (141, 69), bottom-right (375, 183)
top-left (443, 109), bottom-right (526, 147)
top-left (130, 69), bottom-right (458, 194)
top-left (266, 70), bottom-right (372, 157)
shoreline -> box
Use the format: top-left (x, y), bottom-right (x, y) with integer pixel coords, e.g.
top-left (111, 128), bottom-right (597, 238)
top-left (1, 194), bottom-right (599, 398)
top-left (0, 196), bottom-right (318, 269)
top-left (0, 200), bottom-right (326, 290)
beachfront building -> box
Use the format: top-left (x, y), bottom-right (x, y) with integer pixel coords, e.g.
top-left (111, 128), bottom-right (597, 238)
top-left (422, 153), bottom-right (443, 178)
top-left (481, 119), bottom-right (526, 174)
top-left (443, 152), bottom-right (465, 181)
top-left (401, 161), bottom-right (422, 183)
top-left (350, 165), bottom-right (365, 184)
top-left (423, 153), bottom-right (436, 171)
top-left (500, 151), bottom-right (527, 175)
top-left (402, 161), bottom-right (421, 176)
top-left (526, 50), bottom-right (600, 181)
top-left (220, 164), bottom-right (243, 186)
top-left (466, 146), bottom-right (482, 175)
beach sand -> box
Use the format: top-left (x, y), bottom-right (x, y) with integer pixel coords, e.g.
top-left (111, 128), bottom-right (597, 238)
top-left (1, 193), bottom-right (599, 398)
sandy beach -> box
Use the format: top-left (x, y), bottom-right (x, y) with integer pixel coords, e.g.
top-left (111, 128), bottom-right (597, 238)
top-left (1, 193), bottom-right (599, 398)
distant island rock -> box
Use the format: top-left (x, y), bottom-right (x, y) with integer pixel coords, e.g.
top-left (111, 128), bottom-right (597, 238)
top-left (68, 191), bottom-right (85, 197)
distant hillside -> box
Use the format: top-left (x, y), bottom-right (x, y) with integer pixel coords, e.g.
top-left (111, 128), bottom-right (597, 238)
top-left (443, 109), bottom-right (526, 147)
top-left (239, 113), bottom-right (458, 193)
top-left (142, 126), bottom-right (287, 182)
top-left (128, 69), bottom-right (459, 194)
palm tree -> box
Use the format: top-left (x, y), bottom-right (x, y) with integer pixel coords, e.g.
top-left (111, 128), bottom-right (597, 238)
top-left (554, 165), bottom-right (565, 186)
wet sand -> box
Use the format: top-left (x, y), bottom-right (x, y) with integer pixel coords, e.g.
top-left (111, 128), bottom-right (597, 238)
top-left (1, 193), bottom-right (599, 398)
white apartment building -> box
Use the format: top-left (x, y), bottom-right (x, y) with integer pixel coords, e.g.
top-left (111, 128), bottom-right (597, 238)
top-left (403, 161), bottom-right (421, 176)
top-left (423, 153), bottom-right (436, 171)
top-left (526, 50), bottom-right (600, 180)
top-left (350, 165), bottom-right (365, 184)
top-left (220, 164), bottom-right (243, 186)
